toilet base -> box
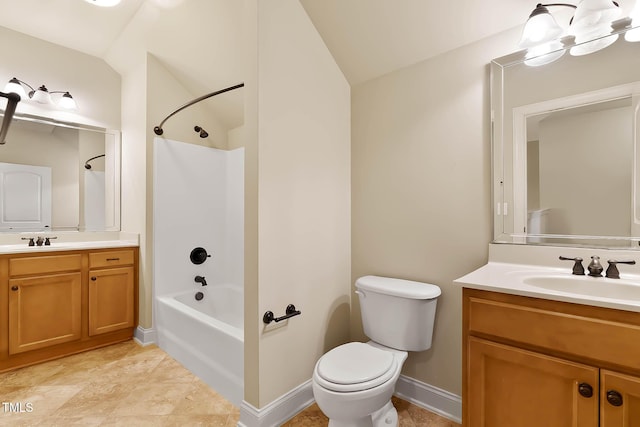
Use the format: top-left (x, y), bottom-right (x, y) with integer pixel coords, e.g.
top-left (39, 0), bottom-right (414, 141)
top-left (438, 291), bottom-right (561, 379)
top-left (327, 400), bottom-right (398, 427)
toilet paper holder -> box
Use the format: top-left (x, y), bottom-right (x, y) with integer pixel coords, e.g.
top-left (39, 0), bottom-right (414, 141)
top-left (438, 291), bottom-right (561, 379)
top-left (263, 304), bottom-right (301, 324)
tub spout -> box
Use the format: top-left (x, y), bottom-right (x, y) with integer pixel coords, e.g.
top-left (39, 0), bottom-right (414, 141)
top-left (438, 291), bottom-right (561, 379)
top-left (195, 275), bottom-right (208, 286)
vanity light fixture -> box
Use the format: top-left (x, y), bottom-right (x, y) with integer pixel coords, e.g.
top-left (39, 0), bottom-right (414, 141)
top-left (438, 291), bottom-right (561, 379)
top-left (3, 78), bottom-right (78, 110)
top-left (519, 3), bottom-right (572, 49)
top-left (519, 0), bottom-right (621, 64)
top-left (83, 0), bottom-right (122, 6)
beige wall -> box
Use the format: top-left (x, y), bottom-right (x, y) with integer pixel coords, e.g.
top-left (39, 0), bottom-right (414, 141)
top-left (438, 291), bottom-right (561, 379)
top-left (351, 30), bottom-right (518, 396)
top-left (251, 0), bottom-right (351, 407)
top-left (0, 26), bottom-right (120, 129)
top-left (242, 0), bottom-right (260, 408)
top-left (119, 59), bottom-right (149, 325)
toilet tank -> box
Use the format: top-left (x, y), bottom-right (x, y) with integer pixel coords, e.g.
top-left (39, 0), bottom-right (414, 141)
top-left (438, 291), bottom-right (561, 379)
top-left (356, 275), bottom-right (441, 352)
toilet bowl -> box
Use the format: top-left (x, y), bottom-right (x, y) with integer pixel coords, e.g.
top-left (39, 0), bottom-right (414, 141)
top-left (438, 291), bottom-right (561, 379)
top-left (312, 276), bottom-right (441, 427)
top-left (312, 341), bottom-right (407, 427)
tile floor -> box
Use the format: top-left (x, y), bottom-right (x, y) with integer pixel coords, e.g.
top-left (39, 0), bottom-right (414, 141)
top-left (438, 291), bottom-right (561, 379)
top-left (283, 398), bottom-right (461, 427)
top-left (0, 340), bottom-right (460, 426)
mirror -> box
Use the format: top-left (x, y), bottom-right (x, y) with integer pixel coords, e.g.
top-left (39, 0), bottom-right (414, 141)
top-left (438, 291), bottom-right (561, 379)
top-left (492, 21), bottom-right (640, 248)
top-left (0, 113), bottom-right (120, 232)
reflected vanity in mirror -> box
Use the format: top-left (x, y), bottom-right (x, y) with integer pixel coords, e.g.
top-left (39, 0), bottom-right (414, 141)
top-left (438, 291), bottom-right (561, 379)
top-left (492, 20), bottom-right (640, 248)
top-left (0, 113), bottom-right (120, 232)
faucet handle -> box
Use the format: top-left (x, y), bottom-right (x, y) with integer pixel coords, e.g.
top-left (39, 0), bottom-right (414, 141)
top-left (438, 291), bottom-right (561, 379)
top-left (21, 237), bottom-right (35, 247)
top-left (606, 259), bottom-right (636, 279)
top-left (559, 256), bottom-right (585, 275)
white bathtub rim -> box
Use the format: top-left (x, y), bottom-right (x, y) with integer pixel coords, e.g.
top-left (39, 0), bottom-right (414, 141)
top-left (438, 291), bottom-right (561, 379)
top-left (156, 293), bottom-right (243, 342)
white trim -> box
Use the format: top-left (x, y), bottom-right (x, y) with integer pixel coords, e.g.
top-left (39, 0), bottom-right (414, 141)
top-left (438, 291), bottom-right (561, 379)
top-left (238, 380), bottom-right (314, 427)
top-left (394, 374), bottom-right (462, 424)
top-left (236, 375), bottom-right (461, 426)
top-left (133, 326), bottom-right (156, 346)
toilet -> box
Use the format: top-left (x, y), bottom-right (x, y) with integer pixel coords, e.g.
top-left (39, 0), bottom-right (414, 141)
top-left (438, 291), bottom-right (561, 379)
top-left (312, 275), bottom-right (441, 427)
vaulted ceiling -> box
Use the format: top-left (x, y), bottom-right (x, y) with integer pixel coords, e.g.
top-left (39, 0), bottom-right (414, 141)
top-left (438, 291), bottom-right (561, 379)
top-left (0, 0), bottom-right (539, 87)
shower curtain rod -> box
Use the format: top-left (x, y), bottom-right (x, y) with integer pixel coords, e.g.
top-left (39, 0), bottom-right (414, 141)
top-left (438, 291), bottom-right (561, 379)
top-left (0, 91), bottom-right (21, 145)
top-left (84, 154), bottom-right (105, 170)
top-left (153, 82), bottom-right (244, 136)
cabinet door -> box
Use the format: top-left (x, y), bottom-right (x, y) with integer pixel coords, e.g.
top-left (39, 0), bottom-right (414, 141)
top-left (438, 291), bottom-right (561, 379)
top-left (601, 370), bottom-right (640, 427)
top-left (88, 267), bottom-right (134, 336)
top-left (8, 273), bottom-right (82, 354)
top-left (467, 337), bottom-right (598, 427)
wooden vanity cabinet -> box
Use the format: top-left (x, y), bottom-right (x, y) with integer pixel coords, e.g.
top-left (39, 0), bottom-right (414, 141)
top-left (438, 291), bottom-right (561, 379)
top-left (463, 288), bottom-right (640, 427)
top-left (0, 247), bottom-right (138, 372)
top-left (88, 250), bottom-right (135, 336)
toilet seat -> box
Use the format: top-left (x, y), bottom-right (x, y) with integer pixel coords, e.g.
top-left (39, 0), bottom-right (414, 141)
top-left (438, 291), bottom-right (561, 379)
top-left (314, 342), bottom-right (397, 393)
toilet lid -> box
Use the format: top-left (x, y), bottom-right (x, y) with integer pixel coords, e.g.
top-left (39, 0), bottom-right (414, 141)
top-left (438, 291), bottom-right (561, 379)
top-left (316, 342), bottom-right (395, 390)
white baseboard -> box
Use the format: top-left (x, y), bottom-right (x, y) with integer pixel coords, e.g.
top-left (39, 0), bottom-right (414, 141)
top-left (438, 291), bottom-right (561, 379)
top-left (238, 380), bottom-right (314, 427)
top-left (394, 374), bottom-right (462, 423)
top-left (236, 375), bottom-right (461, 427)
top-left (133, 326), bottom-right (157, 346)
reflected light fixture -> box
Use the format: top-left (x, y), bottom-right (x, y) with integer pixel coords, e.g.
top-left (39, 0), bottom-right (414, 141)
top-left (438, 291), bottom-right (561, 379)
top-left (524, 40), bottom-right (566, 66)
top-left (625, 0), bottom-right (640, 41)
top-left (519, 1), bottom-right (621, 64)
top-left (83, 0), bottom-right (122, 6)
top-left (3, 78), bottom-right (78, 110)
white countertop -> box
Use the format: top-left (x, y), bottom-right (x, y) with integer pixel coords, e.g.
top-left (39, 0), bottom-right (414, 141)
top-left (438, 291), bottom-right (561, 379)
top-left (0, 232), bottom-right (139, 254)
top-left (0, 240), bottom-right (138, 254)
top-left (455, 261), bottom-right (640, 313)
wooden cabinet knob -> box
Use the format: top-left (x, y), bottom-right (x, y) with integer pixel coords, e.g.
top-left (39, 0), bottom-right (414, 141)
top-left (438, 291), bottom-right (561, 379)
top-left (607, 390), bottom-right (623, 406)
top-left (578, 383), bottom-right (593, 398)
top-left (10, 286), bottom-right (18, 291)
top-left (91, 277), bottom-right (97, 281)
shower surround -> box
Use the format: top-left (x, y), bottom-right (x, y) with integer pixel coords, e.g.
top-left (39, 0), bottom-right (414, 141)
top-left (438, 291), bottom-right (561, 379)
top-left (153, 137), bottom-right (244, 406)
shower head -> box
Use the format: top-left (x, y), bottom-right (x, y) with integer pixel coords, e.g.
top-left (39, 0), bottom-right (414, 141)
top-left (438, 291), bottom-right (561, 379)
top-left (194, 125), bottom-right (208, 138)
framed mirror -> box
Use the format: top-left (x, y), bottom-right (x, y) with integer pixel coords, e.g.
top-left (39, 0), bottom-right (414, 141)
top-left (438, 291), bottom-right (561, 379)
top-left (0, 113), bottom-right (120, 232)
top-left (492, 19), bottom-right (640, 248)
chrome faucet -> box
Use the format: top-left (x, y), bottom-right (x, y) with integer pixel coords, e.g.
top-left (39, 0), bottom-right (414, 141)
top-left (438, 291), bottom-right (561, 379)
top-left (587, 256), bottom-right (604, 277)
top-left (605, 259), bottom-right (636, 279)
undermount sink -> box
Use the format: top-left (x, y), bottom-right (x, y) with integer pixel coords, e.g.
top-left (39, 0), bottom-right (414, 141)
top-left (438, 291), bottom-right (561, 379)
top-left (523, 275), bottom-right (640, 301)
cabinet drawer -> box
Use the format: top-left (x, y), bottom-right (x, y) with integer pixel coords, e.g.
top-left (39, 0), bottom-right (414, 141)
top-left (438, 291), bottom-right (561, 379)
top-left (89, 250), bottom-right (134, 269)
top-left (9, 254), bottom-right (82, 276)
top-left (467, 295), bottom-right (640, 371)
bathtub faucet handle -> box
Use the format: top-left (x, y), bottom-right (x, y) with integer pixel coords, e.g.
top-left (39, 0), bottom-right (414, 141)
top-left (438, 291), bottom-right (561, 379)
top-left (194, 275), bottom-right (208, 286)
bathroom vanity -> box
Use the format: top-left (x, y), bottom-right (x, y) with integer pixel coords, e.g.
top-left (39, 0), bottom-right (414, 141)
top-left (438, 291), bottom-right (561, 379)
top-left (457, 245), bottom-right (640, 427)
top-left (463, 288), bottom-right (640, 426)
top-left (472, 12), bottom-right (640, 426)
top-left (0, 242), bottom-right (138, 372)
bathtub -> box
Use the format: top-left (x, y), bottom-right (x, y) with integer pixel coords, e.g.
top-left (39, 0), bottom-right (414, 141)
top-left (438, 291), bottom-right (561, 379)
top-left (156, 284), bottom-right (243, 406)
